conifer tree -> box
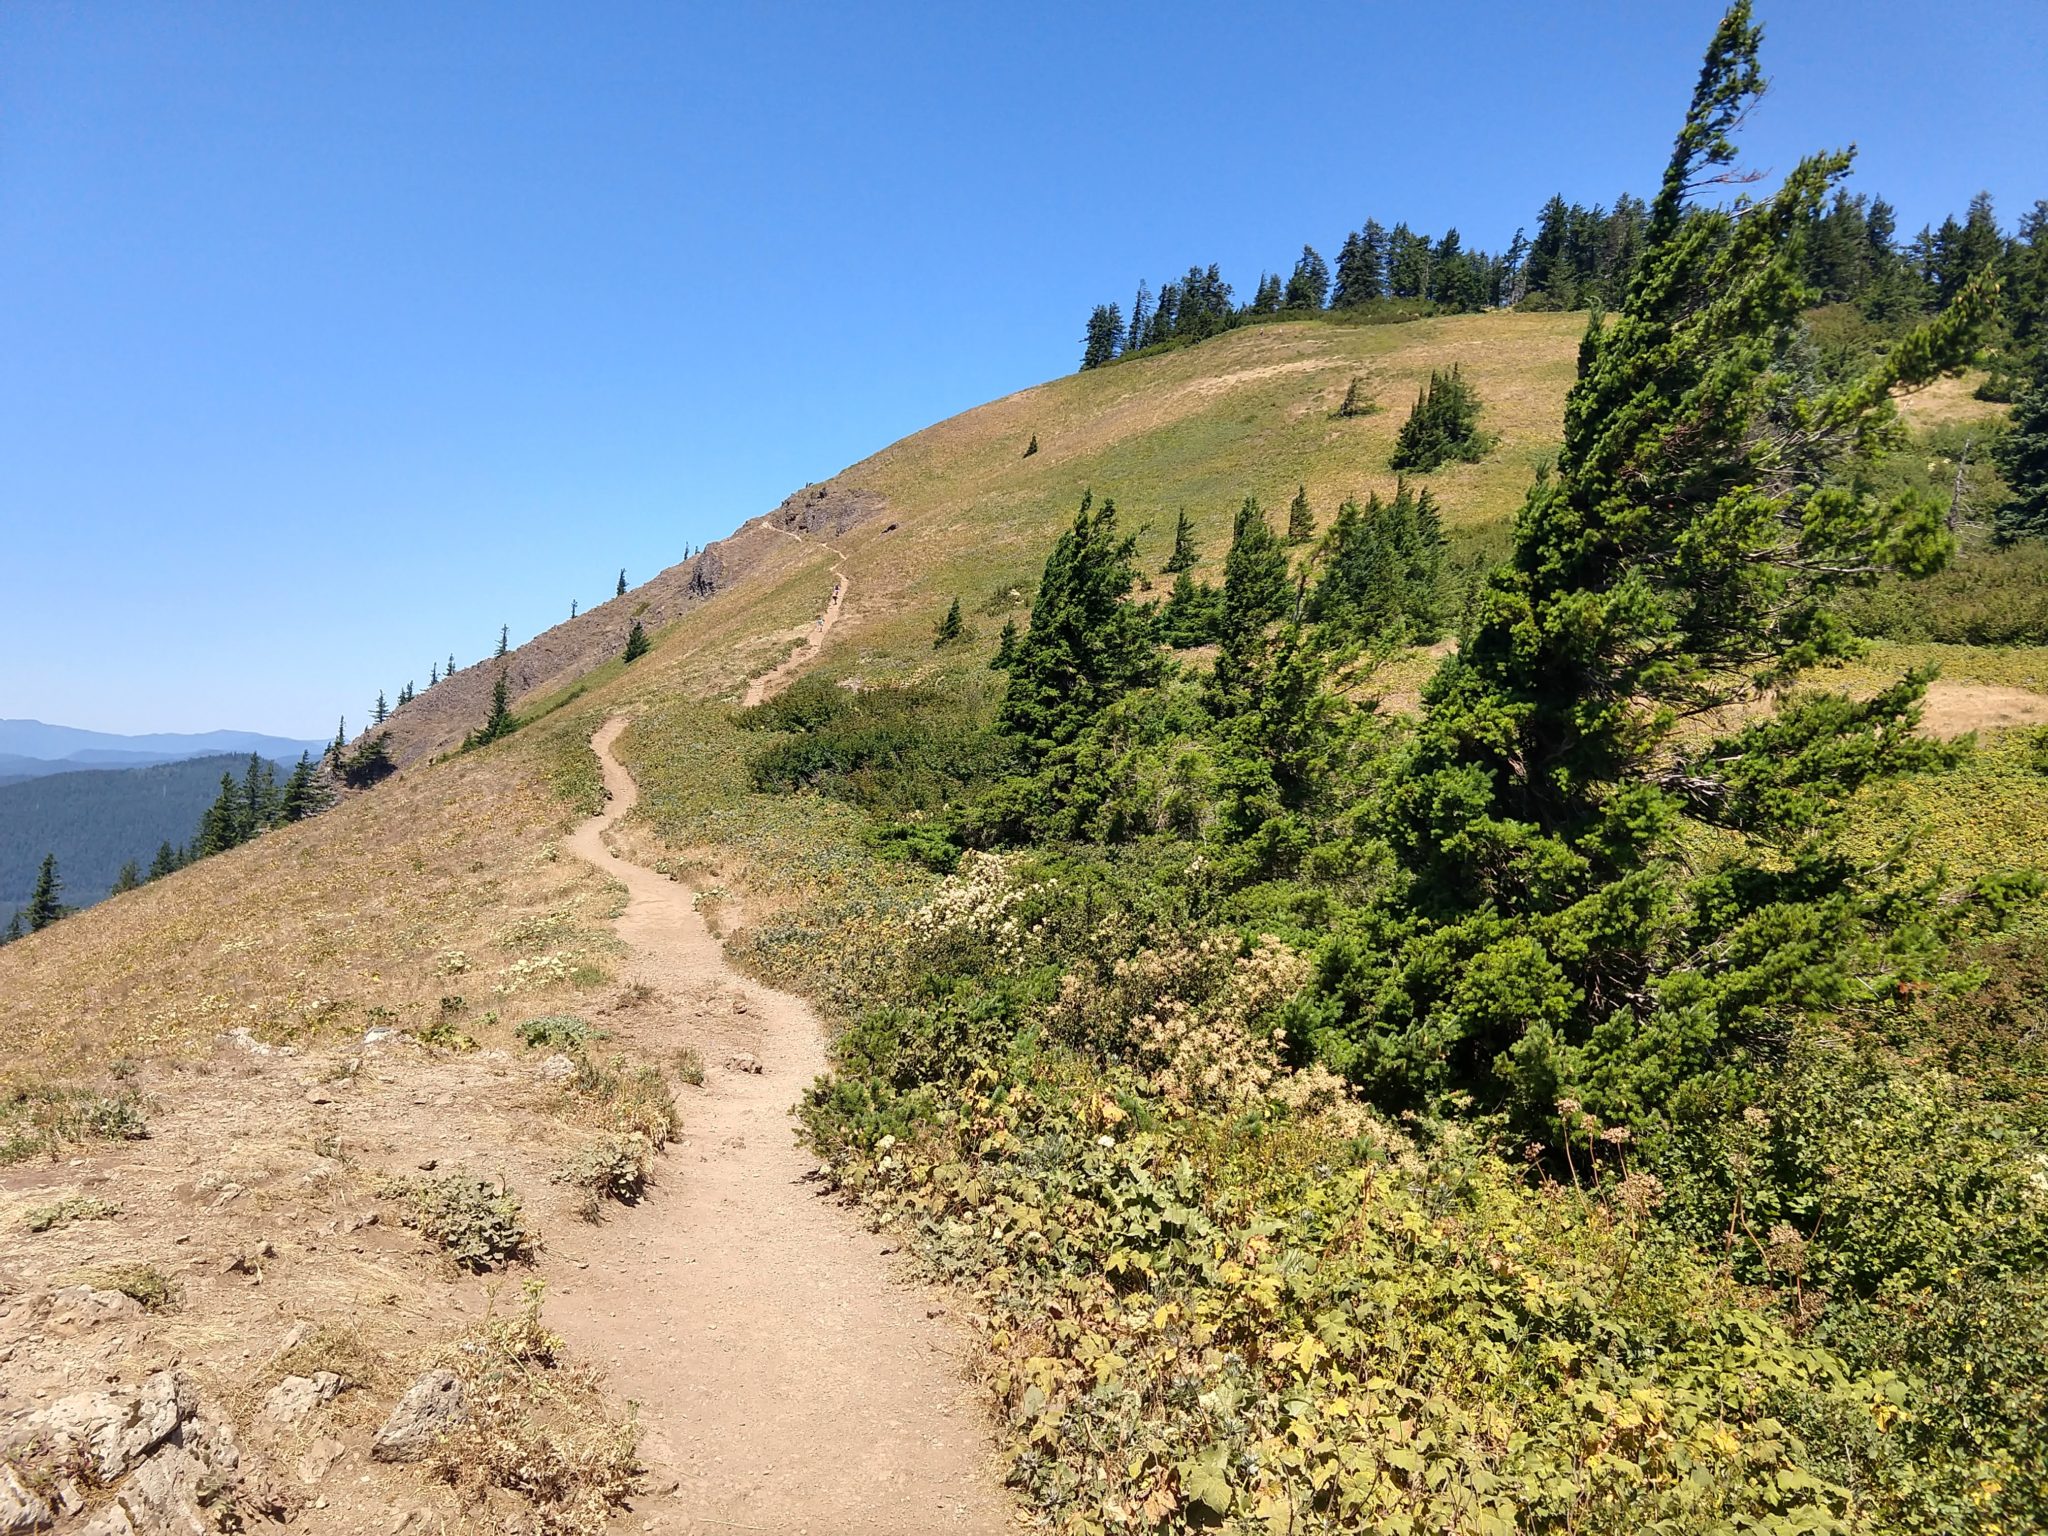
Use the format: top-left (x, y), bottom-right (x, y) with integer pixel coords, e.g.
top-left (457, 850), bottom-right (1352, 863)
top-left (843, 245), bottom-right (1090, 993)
top-left (148, 842), bottom-right (180, 880)
top-left (278, 753), bottom-right (329, 822)
top-left (997, 493), bottom-right (1159, 763)
top-left (331, 718), bottom-right (347, 758)
top-left (1336, 375), bottom-right (1375, 418)
top-left (623, 619), bottom-right (651, 662)
top-left (2, 912), bottom-right (20, 944)
top-left (1210, 499), bottom-right (1291, 709)
top-left (1156, 570), bottom-right (1223, 648)
top-left (430, 663), bottom-right (440, 686)
top-left (469, 671), bottom-right (516, 748)
top-left (1994, 344), bottom-right (2048, 542)
top-left (618, 569), bottom-right (628, 597)
top-left (1162, 508), bottom-right (1199, 574)
top-left (239, 754), bottom-right (279, 834)
top-left (934, 597), bottom-right (965, 648)
top-left (1023, 434), bottom-right (1038, 458)
top-left (1324, 2), bottom-right (1995, 1130)
top-left (25, 854), bottom-right (63, 931)
top-left (496, 625), bottom-right (510, 659)
top-left (1080, 304), bottom-right (1124, 369)
top-left (1249, 273), bottom-right (1283, 315)
top-left (1283, 245), bottom-right (1329, 310)
top-left (111, 860), bottom-right (142, 895)
top-left (1286, 485), bottom-right (1315, 544)
top-left (372, 691), bottom-right (389, 725)
top-left (991, 618), bottom-right (1019, 670)
top-left (195, 773), bottom-right (244, 857)
top-left (1126, 282), bottom-right (1151, 354)
top-left (570, 599), bottom-right (578, 619)
top-left (448, 653), bottom-right (457, 677)
top-left (1388, 364), bottom-right (1487, 471)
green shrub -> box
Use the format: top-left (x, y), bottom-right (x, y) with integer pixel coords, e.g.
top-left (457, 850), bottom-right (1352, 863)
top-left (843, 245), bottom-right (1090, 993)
top-left (553, 1133), bottom-right (653, 1220)
top-left (1388, 363), bottom-right (1489, 472)
top-left (84, 1262), bottom-right (178, 1311)
top-left (25, 1194), bottom-right (120, 1232)
top-left (386, 1174), bottom-right (533, 1271)
top-left (517, 1014), bottom-right (607, 1050)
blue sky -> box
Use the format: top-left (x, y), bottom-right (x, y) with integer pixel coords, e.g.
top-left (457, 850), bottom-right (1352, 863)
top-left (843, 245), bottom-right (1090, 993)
top-left (3, 2), bottom-right (2043, 736)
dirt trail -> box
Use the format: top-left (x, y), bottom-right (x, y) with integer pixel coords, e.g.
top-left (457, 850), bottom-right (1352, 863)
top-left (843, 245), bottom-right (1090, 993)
top-left (744, 531), bottom-right (849, 707)
top-left (550, 716), bottom-right (1012, 1534)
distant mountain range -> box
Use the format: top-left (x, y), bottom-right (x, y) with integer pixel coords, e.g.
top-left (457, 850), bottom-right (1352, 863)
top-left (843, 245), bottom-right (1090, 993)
top-left (0, 719), bottom-right (327, 785)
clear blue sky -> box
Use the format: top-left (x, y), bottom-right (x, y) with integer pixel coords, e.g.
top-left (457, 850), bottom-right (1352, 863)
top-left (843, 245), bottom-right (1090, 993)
top-left (3, 1), bottom-right (2043, 736)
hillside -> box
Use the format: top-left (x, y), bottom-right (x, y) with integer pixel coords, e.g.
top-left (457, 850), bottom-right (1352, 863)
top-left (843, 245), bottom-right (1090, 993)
top-left (3, 302), bottom-right (2041, 1535)
top-left (0, 753), bottom-right (288, 912)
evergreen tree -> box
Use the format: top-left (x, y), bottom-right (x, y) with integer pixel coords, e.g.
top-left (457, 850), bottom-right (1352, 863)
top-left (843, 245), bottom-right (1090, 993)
top-left (1081, 304), bottom-right (1124, 369)
top-left (468, 671), bottom-right (516, 749)
top-left (148, 842), bottom-right (180, 880)
top-left (570, 599), bottom-right (578, 619)
top-left (278, 753), bottom-right (329, 822)
top-left (934, 597), bottom-right (965, 648)
top-left (622, 619), bottom-right (651, 662)
top-left (1023, 434), bottom-right (1039, 457)
top-left (1283, 245), bottom-right (1329, 310)
top-left (372, 690), bottom-right (389, 724)
top-left (111, 860), bottom-right (142, 895)
top-left (1210, 498), bottom-right (1292, 709)
top-left (1995, 345), bottom-right (2048, 542)
top-left (991, 618), bottom-right (1019, 669)
top-left (331, 717), bottom-right (347, 758)
top-left (1286, 484), bottom-right (1315, 545)
top-left (1389, 364), bottom-right (1488, 472)
top-left (430, 662), bottom-right (440, 686)
top-left (337, 733), bottom-right (395, 787)
top-left (496, 625), bottom-right (510, 659)
top-left (1331, 229), bottom-right (1383, 308)
top-left (25, 853), bottom-right (63, 931)
top-left (1320, 2), bottom-right (1995, 1130)
top-left (618, 569), bottom-right (628, 597)
top-left (2, 912), bottom-right (20, 944)
top-left (1163, 508), bottom-right (1199, 574)
top-left (1155, 571), bottom-right (1223, 648)
top-left (1249, 273), bottom-right (1283, 315)
top-left (1126, 282), bottom-right (1152, 354)
top-left (1307, 496), bottom-right (1402, 640)
top-left (997, 493), bottom-right (1159, 763)
top-left (239, 754), bottom-right (278, 835)
top-left (1336, 375), bottom-right (1375, 418)
top-left (194, 773), bottom-right (244, 857)
top-left (448, 652), bottom-right (457, 677)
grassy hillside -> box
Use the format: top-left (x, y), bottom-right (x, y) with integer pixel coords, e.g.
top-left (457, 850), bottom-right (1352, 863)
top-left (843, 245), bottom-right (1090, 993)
top-left (3, 308), bottom-right (2040, 1534)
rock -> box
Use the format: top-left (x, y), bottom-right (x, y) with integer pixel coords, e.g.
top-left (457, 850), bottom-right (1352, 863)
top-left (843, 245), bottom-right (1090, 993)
top-left (43, 1285), bottom-right (142, 1334)
top-left (76, 1506), bottom-right (136, 1536)
top-left (304, 1085), bottom-right (334, 1105)
top-left (0, 1463), bottom-right (53, 1532)
top-left (295, 1435), bottom-right (347, 1485)
top-left (263, 1371), bottom-right (343, 1426)
top-left (268, 1321), bottom-right (314, 1360)
top-left (370, 1370), bottom-right (466, 1462)
top-left (17, 1370), bottom-right (196, 1482)
top-left (362, 1027), bottom-right (401, 1047)
top-left (537, 1054), bottom-right (576, 1083)
top-left (723, 1052), bottom-right (762, 1074)
top-left (115, 1444), bottom-right (209, 1536)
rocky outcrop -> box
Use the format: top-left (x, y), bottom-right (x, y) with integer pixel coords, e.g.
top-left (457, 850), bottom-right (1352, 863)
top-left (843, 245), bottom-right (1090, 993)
top-left (770, 483), bottom-right (885, 539)
top-left (369, 1370), bottom-right (466, 1463)
top-left (0, 1370), bottom-right (242, 1534)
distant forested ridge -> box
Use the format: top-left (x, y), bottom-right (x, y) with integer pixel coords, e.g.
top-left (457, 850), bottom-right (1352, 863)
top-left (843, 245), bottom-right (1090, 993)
top-left (1080, 185), bottom-right (2047, 370)
top-left (0, 754), bottom-right (280, 911)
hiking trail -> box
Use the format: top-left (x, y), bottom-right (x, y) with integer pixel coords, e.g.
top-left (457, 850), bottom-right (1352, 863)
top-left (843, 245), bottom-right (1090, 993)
top-left (548, 715), bottom-right (1013, 1534)
top-left (744, 531), bottom-right (849, 707)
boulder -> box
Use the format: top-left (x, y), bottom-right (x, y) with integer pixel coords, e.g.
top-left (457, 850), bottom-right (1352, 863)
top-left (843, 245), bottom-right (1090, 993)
top-left (16, 1371), bottom-right (195, 1483)
top-left (0, 1462), bottom-right (52, 1533)
top-left (370, 1370), bottom-right (466, 1463)
top-left (263, 1372), bottom-right (343, 1426)
top-left (114, 1444), bottom-right (208, 1535)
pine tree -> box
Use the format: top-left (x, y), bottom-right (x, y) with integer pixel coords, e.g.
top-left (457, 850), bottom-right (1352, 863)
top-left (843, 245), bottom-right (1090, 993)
top-left (331, 717), bottom-right (347, 758)
top-left (1995, 345), bottom-right (2048, 542)
top-left (997, 493), bottom-right (1159, 763)
top-left (430, 662), bottom-right (440, 686)
top-left (1163, 508), bottom-right (1199, 574)
top-left (1210, 498), bottom-right (1292, 710)
top-left (1249, 273), bottom-right (1283, 315)
top-left (239, 754), bottom-right (278, 835)
top-left (1155, 570), bottom-right (1223, 648)
top-left (496, 625), bottom-right (510, 659)
top-left (1126, 281), bottom-right (1152, 352)
top-left (2, 912), bottom-right (20, 944)
top-left (468, 671), bottom-right (516, 749)
top-left (448, 653), bottom-right (457, 677)
top-left (1283, 245), bottom-right (1330, 310)
top-left (1023, 434), bottom-right (1039, 458)
top-left (1330, 2), bottom-right (1994, 1129)
top-left (1336, 375), bottom-right (1375, 418)
top-left (337, 733), bottom-right (395, 787)
top-left (372, 691), bottom-right (389, 725)
top-left (278, 753), bottom-right (329, 822)
top-left (1332, 229), bottom-right (1383, 309)
top-left (570, 599), bottom-right (578, 620)
top-left (1388, 364), bottom-right (1487, 471)
top-left (1080, 304), bottom-right (1124, 369)
top-left (623, 619), bottom-right (651, 662)
top-left (1286, 485), bottom-right (1315, 545)
top-left (991, 618), bottom-right (1019, 669)
top-left (148, 842), bottom-right (180, 880)
top-left (111, 860), bottom-right (142, 895)
top-left (25, 854), bottom-right (63, 931)
top-left (618, 569), bottom-right (628, 597)
top-left (934, 597), bottom-right (965, 648)
top-left (194, 773), bottom-right (244, 857)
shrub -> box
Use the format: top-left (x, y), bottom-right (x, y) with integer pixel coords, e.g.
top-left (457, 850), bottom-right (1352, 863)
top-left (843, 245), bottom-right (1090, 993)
top-left (387, 1174), bottom-right (533, 1271)
top-left (25, 1195), bottom-right (119, 1233)
top-left (673, 1046), bottom-right (706, 1087)
top-left (568, 1054), bottom-right (680, 1149)
top-left (554, 1133), bottom-right (653, 1221)
top-left (85, 1262), bottom-right (178, 1311)
top-left (518, 1014), bottom-right (608, 1051)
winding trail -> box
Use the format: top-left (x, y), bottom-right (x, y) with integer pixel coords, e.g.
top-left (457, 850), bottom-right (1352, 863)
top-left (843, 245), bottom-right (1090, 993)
top-left (745, 531), bottom-right (850, 707)
top-left (549, 717), bottom-right (1012, 1534)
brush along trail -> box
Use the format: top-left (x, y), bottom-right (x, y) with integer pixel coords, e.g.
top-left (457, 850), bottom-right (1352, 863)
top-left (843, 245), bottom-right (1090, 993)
top-left (549, 714), bottom-right (1012, 1534)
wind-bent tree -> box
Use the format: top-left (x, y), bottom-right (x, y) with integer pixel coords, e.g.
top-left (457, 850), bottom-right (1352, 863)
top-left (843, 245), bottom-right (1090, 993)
top-left (1162, 508), bottom-right (1199, 574)
top-left (1297, 1), bottom-right (1996, 1131)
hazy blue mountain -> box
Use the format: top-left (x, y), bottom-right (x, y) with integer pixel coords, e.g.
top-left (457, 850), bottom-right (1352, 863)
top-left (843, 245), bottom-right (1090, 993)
top-left (0, 719), bottom-right (326, 766)
top-left (0, 754), bottom-right (291, 913)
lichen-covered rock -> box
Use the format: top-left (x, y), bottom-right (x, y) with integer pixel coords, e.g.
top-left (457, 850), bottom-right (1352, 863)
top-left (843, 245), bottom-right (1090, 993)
top-left (370, 1370), bottom-right (466, 1463)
